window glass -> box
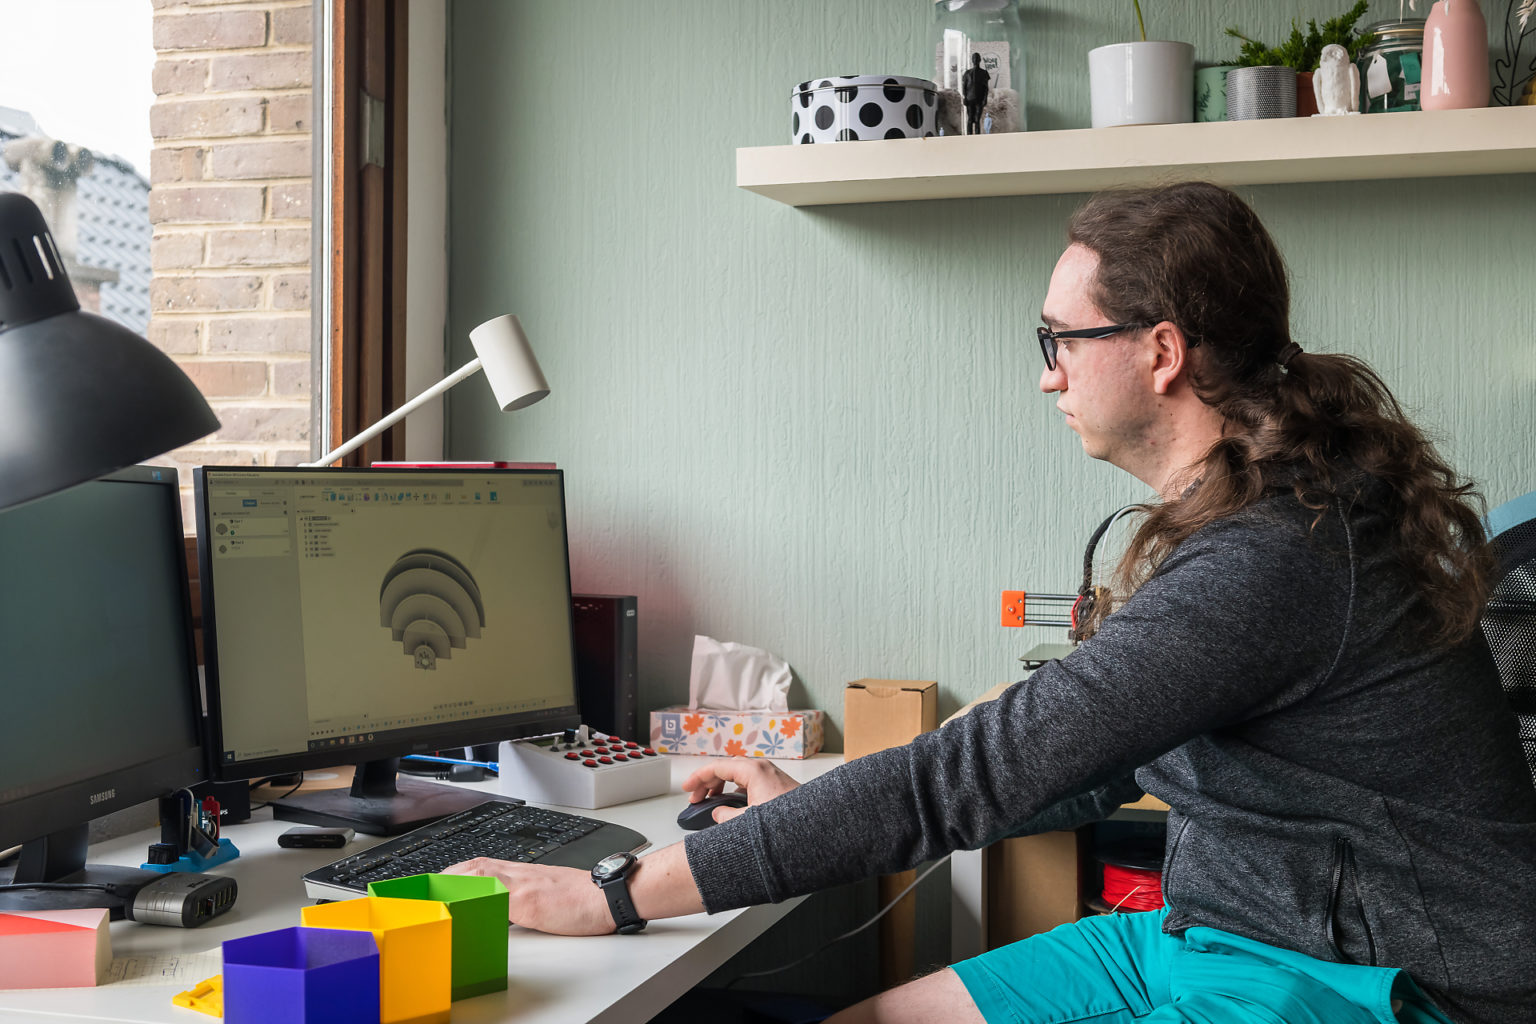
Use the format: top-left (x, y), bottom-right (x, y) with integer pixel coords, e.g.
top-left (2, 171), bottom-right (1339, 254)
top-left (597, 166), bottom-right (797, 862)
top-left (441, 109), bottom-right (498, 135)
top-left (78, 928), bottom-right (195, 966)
top-left (0, 0), bottom-right (317, 524)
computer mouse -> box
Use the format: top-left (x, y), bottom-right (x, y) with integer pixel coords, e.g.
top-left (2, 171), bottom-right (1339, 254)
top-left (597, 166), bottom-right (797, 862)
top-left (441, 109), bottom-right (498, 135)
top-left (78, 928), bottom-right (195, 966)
top-left (676, 791), bottom-right (749, 831)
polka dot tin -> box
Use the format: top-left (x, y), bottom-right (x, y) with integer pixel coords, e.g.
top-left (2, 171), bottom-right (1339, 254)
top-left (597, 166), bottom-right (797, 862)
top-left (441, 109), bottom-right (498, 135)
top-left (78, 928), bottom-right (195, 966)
top-left (791, 75), bottom-right (938, 144)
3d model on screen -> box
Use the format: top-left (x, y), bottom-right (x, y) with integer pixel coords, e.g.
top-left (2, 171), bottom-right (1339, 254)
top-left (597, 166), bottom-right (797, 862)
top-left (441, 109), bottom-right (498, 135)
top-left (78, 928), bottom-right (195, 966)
top-left (379, 549), bottom-right (486, 669)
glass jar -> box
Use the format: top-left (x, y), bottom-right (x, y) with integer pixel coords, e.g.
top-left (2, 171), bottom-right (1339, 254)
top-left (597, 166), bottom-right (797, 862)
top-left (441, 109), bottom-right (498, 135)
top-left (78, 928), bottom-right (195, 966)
top-left (1357, 19), bottom-right (1426, 113)
top-left (930, 0), bottom-right (1025, 135)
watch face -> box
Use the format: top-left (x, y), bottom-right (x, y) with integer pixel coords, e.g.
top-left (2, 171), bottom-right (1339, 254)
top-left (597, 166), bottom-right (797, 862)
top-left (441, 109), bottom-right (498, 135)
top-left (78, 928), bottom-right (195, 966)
top-left (593, 853), bottom-right (629, 880)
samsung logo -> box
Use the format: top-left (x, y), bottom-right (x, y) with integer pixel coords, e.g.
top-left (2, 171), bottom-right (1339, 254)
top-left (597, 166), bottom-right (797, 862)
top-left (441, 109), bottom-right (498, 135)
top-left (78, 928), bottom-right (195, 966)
top-left (89, 789), bottom-right (116, 805)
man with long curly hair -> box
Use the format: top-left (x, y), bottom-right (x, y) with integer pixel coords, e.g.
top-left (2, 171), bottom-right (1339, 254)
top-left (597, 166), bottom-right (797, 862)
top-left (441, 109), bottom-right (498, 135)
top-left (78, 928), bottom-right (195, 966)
top-left (451, 183), bottom-right (1536, 1024)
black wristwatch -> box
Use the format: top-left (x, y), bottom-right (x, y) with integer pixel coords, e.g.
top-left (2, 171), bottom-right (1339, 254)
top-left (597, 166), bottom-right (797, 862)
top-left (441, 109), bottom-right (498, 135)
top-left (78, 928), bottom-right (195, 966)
top-left (591, 851), bottom-right (647, 934)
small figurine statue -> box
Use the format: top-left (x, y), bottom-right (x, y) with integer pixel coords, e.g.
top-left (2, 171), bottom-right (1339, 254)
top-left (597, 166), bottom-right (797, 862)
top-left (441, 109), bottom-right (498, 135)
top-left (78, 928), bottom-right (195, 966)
top-left (2, 136), bottom-right (94, 261)
top-left (962, 52), bottom-right (990, 134)
top-left (1312, 43), bottom-right (1361, 116)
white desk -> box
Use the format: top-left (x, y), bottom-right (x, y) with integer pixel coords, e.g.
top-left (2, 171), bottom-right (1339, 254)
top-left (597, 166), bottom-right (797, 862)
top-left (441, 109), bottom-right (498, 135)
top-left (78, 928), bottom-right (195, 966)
top-left (0, 754), bottom-right (842, 1024)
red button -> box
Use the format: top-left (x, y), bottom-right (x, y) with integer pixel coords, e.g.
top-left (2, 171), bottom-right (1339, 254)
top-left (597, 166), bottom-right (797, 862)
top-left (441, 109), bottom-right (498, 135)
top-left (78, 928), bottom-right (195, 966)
top-left (607, 737), bottom-right (624, 745)
top-left (598, 756), bottom-right (613, 764)
top-left (564, 752), bottom-right (579, 760)
top-left (612, 753), bottom-right (628, 761)
top-left (593, 746), bottom-right (609, 755)
top-left (624, 742), bottom-right (640, 749)
top-left (583, 759), bottom-right (598, 767)
top-left (579, 750), bottom-right (595, 757)
top-left (642, 747), bottom-right (657, 756)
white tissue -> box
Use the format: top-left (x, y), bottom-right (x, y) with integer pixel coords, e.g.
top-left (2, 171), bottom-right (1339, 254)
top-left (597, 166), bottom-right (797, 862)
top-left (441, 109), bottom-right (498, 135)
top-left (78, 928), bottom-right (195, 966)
top-left (688, 635), bottom-right (791, 712)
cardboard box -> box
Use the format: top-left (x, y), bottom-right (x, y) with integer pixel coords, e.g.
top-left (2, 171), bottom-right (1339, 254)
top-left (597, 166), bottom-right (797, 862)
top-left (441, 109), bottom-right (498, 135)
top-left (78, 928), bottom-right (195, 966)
top-left (985, 831), bottom-right (1083, 945)
top-left (843, 679), bottom-right (938, 761)
top-left (649, 707), bottom-right (824, 758)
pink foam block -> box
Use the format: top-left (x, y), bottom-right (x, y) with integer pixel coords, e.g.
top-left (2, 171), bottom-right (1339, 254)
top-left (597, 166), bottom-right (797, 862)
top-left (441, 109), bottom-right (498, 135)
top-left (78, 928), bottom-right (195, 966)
top-left (0, 908), bottom-right (111, 989)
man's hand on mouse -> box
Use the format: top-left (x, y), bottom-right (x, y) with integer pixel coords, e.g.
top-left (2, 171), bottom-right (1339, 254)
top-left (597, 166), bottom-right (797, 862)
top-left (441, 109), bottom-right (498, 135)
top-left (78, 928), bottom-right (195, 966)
top-left (682, 758), bottom-right (800, 825)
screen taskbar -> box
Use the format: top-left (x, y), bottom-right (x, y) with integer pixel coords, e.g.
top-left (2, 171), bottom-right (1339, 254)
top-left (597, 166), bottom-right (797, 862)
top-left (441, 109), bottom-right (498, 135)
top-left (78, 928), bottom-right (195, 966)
top-left (221, 696), bottom-right (568, 762)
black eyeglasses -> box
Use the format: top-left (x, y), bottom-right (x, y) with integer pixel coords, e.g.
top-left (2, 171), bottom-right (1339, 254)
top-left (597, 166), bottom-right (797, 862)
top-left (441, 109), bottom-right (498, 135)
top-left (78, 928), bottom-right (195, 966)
top-left (1036, 321), bottom-right (1155, 371)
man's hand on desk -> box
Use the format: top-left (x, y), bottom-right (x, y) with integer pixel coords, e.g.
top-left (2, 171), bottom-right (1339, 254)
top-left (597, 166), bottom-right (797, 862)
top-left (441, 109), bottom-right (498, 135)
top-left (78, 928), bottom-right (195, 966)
top-left (444, 860), bottom-right (613, 935)
top-left (682, 758), bottom-right (800, 824)
top-left (444, 758), bottom-right (798, 935)
top-left (445, 843), bottom-right (707, 933)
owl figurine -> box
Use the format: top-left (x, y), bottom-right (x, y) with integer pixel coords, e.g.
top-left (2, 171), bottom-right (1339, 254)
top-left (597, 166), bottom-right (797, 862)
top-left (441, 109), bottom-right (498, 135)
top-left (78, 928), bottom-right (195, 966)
top-left (1313, 44), bottom-right (1361, 116)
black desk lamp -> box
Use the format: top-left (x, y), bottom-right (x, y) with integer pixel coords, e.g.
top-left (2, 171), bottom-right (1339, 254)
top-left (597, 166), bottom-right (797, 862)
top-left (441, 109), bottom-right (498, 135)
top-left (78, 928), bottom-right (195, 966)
top-left (0, 192), bottom-right (218, 511)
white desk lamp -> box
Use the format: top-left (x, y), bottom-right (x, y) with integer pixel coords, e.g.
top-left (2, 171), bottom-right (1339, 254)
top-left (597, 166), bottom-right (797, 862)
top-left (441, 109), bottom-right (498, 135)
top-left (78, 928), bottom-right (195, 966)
top-left (304, 313), bottom-right (549, 467)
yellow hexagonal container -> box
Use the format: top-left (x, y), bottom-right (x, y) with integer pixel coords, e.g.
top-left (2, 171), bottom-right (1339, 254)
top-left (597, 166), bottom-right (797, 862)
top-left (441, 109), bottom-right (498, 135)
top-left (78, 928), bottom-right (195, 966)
top-left (301, 896), bottom-right (452, 1024)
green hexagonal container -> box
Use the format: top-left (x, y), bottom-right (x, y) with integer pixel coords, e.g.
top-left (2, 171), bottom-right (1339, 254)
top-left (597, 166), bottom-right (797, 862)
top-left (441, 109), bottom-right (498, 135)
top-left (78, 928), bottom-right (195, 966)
top-left (368, 873), bottom-right (509, 1001)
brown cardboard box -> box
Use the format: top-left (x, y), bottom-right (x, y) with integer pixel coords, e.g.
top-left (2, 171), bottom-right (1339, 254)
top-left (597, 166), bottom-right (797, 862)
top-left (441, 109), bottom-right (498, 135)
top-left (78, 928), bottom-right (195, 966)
top-left (986, 831), bottom-right (1084, 944)
top-left (842, 678), bottom-right (940, 988)
top-left (843, 679), bottom-right (938, 760)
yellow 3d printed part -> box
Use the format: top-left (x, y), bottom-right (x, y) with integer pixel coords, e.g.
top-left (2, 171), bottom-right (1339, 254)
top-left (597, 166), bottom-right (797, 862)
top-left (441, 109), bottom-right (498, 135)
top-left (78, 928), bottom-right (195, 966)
top-left (302, 895), bottom-right (452, 1024)
top-left (171, 975), bottom-right (223, 1018)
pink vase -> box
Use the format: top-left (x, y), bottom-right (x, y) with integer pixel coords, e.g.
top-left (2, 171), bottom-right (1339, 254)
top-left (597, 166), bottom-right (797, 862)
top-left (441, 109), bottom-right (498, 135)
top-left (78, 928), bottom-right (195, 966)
top-left (1422, 0), bottom-right (1490, 110)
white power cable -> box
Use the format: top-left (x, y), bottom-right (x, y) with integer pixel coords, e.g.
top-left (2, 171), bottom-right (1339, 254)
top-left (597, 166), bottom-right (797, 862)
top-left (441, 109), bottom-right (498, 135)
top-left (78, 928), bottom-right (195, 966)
top-left (727, 855), bottom-right (952, 986)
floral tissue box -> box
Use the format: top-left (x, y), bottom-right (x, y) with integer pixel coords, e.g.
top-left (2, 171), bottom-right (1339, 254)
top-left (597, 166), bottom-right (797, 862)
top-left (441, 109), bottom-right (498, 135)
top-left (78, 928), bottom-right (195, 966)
top-left (649, 707), bottom-right (825, 759)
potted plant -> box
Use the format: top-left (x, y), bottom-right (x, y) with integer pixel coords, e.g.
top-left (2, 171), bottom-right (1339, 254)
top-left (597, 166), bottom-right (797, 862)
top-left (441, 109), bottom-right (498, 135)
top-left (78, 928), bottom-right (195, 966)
top-left (1088, 0), bottom-right (1196, 128)
top-left (1224, 2), bottom-right (1372, 117)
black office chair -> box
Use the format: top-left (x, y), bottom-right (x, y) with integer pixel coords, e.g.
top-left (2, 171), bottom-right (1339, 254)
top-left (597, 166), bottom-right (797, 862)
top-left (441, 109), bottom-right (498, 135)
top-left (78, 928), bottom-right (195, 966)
top-left (1480, 491), bottom-right (1536, 788)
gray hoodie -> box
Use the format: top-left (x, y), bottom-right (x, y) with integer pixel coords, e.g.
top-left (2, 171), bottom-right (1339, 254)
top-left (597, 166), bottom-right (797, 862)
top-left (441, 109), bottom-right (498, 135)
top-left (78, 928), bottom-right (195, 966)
top-left (684, 486), bottom-right (1536, 1024)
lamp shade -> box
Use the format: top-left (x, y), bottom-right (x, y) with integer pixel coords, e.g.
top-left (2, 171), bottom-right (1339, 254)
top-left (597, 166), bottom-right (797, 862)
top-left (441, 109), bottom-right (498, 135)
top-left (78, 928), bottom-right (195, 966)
top-left (0, 192), bottom-right (218, 510)
top-left (469, 314), bottom-right (549, 412)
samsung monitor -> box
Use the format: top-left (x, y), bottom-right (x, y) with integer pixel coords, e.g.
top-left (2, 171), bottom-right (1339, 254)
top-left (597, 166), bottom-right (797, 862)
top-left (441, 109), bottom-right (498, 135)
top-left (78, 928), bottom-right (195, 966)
top-left (194, 466), bottom-right (582, 834)
top-left (0, 466), bottom-right (206, 915)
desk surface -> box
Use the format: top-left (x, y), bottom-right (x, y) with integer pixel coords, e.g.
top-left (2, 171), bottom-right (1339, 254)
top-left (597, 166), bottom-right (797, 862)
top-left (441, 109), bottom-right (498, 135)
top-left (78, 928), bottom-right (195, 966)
top-left (0, 754), bottom-right (841, 1024)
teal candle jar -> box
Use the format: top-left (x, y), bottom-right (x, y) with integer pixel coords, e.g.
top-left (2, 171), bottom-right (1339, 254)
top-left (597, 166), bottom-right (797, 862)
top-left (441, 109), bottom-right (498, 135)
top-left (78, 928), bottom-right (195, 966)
top-left (1194, 66), bottom-right (1229, 122)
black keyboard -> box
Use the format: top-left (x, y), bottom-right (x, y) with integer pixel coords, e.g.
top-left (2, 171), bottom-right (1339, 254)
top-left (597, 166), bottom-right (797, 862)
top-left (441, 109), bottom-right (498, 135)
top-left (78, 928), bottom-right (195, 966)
top-left (303, 801), bottom-right (648, 900)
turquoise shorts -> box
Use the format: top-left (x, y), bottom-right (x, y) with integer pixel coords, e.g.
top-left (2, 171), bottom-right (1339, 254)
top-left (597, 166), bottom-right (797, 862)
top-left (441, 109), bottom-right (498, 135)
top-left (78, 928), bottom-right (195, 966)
top-left (950, 910), bottom-right (1454, 1024)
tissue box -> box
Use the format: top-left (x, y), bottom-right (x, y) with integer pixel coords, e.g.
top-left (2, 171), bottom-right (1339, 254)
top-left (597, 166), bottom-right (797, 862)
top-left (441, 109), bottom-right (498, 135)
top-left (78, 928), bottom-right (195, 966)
top-left (650, 707), bottom-right (824, 758)
top-left (843, 679), bottom-right (937, 761)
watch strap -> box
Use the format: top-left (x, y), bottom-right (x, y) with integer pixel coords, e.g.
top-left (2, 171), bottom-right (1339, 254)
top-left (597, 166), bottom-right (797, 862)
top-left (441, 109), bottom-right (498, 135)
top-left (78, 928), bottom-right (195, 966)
top-left (595, 857), bottom-right (646, 934)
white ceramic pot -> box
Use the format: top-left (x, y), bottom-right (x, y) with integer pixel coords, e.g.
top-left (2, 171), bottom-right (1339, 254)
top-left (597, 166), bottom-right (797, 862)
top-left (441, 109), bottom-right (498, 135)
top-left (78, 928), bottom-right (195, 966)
top-left (1088, 41), bottom-right (1195, 128)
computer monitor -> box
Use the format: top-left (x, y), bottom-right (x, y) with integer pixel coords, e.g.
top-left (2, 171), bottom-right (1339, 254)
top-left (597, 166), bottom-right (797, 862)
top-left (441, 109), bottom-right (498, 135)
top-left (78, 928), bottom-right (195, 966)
top-left (0, 466), bottom-right (206, 915)
top-left (194, 466), bottom-right (582, 835)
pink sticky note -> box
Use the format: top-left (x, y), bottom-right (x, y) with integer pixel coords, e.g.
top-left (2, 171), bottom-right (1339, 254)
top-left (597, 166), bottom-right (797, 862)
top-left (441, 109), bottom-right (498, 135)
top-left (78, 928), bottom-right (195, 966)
top-left (0, 908), bottom-right (111, 988)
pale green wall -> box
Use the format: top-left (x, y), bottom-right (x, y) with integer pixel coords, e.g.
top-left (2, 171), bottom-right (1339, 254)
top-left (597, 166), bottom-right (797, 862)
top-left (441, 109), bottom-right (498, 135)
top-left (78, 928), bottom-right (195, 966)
top-left (446, 1), bottom-right (1536, 737)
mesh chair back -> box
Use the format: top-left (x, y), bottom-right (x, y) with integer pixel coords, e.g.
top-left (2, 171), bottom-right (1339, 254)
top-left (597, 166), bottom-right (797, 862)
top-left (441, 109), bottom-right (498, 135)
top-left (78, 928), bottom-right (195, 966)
top-left (1480, 514), bottom-right (1536, 788)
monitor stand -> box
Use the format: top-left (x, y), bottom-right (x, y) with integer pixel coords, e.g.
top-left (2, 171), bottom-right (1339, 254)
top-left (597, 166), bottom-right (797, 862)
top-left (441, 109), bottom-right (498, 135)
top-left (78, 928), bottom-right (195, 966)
top-left (271, 757), bottom-right (511, 836)
top-left (0, 824), bottom-right (160, 920)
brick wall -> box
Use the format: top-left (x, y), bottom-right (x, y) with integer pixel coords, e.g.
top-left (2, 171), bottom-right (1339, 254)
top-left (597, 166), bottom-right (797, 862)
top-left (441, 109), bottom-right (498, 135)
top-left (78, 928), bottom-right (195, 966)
top-left (149, 0), bottom-right (314, 516)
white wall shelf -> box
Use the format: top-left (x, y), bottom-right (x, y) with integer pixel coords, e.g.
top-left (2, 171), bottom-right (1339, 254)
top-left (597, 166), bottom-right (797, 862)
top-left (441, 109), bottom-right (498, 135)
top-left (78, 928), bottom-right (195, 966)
top-left (737, 105), bottom-right (1536, 207)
